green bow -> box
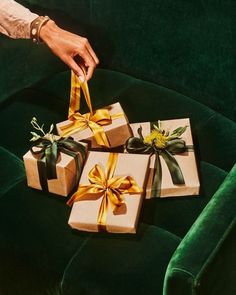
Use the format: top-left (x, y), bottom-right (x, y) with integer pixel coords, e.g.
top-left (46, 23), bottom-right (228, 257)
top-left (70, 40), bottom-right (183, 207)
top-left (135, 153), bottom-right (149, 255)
top-left (30, 137), bottom-right (86, 192)
top-left (125, 122), bottom-right (189, 197)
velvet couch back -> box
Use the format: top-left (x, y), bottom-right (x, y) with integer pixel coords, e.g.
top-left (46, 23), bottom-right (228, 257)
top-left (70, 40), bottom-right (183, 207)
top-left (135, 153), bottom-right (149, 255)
top-left (1, 0), bottom-right (235, 123)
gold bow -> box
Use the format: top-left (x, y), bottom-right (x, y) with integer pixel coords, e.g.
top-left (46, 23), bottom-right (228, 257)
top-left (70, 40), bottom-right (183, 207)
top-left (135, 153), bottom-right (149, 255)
top-left (67, 153), bottom-right (142, 231)
top-left (60, 69), bottom-right (123, 147)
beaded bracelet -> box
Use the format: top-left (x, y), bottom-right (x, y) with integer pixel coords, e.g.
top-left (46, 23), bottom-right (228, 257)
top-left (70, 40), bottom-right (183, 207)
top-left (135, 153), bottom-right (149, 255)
top-left (30, 16), bottom-right (50, 43)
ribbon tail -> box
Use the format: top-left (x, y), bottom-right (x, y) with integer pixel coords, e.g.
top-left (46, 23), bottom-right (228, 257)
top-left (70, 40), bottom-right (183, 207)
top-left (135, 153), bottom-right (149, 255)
top-left (161, 150), bottom-right (185, 185)
top-left (81, 80), bottom-right (93, 116)
top-left (88, 121), bottom-right (110, 147)
top-left (67, 185), bottom-right (102, 206)
top-left (60, 120), bottom-right (88, 138)
top-left (45, 142), bottom-right (58, 179)
top-left (69, 70), bottom-right (93, 117)
top-left (151, 153), bottom-right (162, 198)
top-left (69, 71), bottom-right (81, 117)
top-left (37, 157), bottom-right (49, 192)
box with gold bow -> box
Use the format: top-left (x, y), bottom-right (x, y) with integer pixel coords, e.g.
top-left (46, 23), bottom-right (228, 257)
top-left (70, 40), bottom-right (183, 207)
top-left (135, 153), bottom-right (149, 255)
top-left (125, 118), bottom-right (200, 198)
top-left (56, 71), bottom-right (132, 148)
top-left (67, 151), bottom-right (150, 233)
top-left (23, 118), bottom-right (88, 197)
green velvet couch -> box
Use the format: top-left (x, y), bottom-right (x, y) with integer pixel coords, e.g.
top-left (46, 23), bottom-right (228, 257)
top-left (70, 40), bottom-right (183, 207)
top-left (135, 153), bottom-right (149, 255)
top-left (0, 1), bottom-right (235, 294)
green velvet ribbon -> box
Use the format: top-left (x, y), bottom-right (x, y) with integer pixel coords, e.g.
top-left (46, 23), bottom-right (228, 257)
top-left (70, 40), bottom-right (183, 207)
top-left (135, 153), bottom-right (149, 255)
top-left (125, 124), bottom-right (190, 197)
top-left (30, 137), bottom-right (86, 192)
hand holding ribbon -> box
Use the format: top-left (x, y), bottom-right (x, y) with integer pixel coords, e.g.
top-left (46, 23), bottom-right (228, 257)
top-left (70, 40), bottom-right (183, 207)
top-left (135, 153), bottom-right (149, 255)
top-left (60, 68), bottom-right (123, 147)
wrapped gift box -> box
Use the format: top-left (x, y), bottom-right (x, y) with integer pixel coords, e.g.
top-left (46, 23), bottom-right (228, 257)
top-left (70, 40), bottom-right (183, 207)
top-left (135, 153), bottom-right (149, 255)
top-left (68, 151), bottom-right (150, 233)
top-left (23, 141), bottom-right (87, 197)
top-left (56, 102), bottom-right (132, 149)
top-left (128, 118), bottom-right (200, 198)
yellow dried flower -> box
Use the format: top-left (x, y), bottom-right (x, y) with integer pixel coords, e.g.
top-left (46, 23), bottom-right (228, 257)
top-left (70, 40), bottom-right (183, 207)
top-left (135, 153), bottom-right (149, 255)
top-left (144, 130), bottom-right (168, 149)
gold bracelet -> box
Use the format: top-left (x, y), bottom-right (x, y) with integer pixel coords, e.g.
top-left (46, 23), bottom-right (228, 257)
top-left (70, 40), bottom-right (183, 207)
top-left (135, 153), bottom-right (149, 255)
top-left (30, 16), bottom-right (50, 44)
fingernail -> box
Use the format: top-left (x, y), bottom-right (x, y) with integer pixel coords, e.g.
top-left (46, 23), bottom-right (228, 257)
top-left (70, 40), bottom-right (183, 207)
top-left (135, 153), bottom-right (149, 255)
top-left (79, 76), bottom-right (85, 83)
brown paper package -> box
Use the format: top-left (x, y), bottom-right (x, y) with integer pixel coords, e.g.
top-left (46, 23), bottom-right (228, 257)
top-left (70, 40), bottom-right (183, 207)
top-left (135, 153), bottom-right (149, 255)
top-left (68, 151), bottom-right (150, 233)
top-left (23, 142), bottom-right (87, 197)
top-left (129, 118), bottom-right (200, 198)
top-left (56, 102), bottom-right (132, 148)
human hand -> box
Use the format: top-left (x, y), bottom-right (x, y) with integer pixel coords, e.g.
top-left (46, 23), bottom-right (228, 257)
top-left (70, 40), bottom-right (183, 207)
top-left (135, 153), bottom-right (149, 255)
top-left (39, 20), bottom-right (99, 82)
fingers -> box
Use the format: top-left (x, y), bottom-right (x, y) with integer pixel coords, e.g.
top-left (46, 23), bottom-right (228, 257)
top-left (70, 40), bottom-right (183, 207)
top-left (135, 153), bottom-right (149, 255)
top-left (65, 51), bottom-right (95, 82)
top-left (73, 56), bottom-right (95, 81)
top-left (53, 28), bottom-right (99, 81)
top-left (85, 64), bottom-right (95, 81)
top-left (74, 37), bottom-right (99, 81)
top-left (78, 49), bottom-right (96, 81)
top-left (85, 40), bottom-right (99, 65)
top-left (66, 57), bottom-right (85, 82)
top-left (78, 37), bottom-right (99, 65)
top-left (84, 42), bottom-right (99, 81)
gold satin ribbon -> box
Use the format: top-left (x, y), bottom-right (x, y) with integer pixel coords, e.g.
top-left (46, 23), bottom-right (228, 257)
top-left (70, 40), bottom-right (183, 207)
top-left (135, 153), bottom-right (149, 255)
top-left (67, 153), bottom-right (143, 231)
top-left (60, 69), bottom-right (123, 147)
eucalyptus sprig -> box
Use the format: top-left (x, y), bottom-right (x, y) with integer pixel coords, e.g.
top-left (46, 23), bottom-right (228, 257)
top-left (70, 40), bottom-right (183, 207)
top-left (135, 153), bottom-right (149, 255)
top-left (30, 117), bottom-right (55, 142)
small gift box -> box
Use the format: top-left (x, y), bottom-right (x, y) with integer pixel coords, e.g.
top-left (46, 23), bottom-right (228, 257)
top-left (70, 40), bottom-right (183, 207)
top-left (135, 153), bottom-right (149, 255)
top-left (23, 118), bottom-right (87, 197)
top-left (67, 151), bottom-right (150, 233)
top-left (126, 118), bottom-right (200, 198)
top-left (56, 70), bottom-right (132, 148)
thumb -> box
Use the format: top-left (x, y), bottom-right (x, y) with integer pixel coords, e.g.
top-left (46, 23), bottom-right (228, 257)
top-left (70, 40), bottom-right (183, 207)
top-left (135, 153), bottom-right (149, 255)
top-left (68, 57), bottom-right (85, 83)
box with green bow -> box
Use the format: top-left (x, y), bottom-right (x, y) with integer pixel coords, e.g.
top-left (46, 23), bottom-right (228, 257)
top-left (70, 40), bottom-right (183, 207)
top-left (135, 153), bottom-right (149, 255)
top-left (126, 118), bottom-right (200, 198)
top-left (23, 118), bottom-right (88, 197)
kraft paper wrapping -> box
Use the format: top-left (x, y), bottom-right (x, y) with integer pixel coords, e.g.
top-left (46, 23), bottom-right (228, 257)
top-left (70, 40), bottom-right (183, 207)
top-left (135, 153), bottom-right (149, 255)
top-left (56, 102), bottom-right (132, 148)
top-left (129, 118), bottom-right (200, 198)
top-left (23, 142), bottom-right (87, 197)
top-left (68, 151), bottom-right (150, 233)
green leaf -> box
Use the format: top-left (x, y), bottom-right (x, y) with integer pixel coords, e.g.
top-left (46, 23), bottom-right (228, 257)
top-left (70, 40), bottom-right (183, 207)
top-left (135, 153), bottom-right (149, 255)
top-left (171, 126), bottom-right (188, 137)
top-left (30, 131), bottom-right (40, 137)
top-left (30, 134), bottom-right (41, 142)
top-left (152, 121), bottom-right (161, 132)
top-left (49, 124), bottom-right (54, 134)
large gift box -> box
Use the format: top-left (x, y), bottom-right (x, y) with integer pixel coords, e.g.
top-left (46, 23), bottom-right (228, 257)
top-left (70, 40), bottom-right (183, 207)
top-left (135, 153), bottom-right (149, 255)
top-left (23, 118), bottom-right (88, 196)
top-left (56, 70), bottom-right (132, 148)
top-left (67, 151), bottom-right (150, 233)
top-left (126, 118), bottom-right (200, 198)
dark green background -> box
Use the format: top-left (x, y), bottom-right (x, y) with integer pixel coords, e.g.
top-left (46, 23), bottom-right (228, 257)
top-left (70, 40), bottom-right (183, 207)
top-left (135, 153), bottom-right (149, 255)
top-left (0, 1), bottom-right (235, 295)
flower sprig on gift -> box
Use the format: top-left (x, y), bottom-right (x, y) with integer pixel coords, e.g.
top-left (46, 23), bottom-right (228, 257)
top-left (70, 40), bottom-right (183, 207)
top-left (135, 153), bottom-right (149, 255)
top-left (139, 121), bottom-right (188, 153)
top-left (30, 117), bottom-right (56, 143)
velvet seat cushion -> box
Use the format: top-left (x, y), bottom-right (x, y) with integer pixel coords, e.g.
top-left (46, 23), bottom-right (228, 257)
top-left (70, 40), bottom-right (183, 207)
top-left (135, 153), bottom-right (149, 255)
top-left (0, 156), bottom-right (227, 295)
top-left (0, 179), bottom-right (181, 295)
top-left (0, 69), bottom-right (232, 294)
top-left (60, 224), bottom-right (181, 295)
top-left (141, 161), bottom-right (227, 237)
top-left (0, 146), bottom-right (25, 197)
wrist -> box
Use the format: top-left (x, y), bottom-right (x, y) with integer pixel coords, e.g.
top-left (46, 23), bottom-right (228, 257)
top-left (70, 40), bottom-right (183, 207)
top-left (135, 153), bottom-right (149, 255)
top-left (30, 16), bottom-right (57, 44)
top-left (39, 19), bottom-right (59, 44)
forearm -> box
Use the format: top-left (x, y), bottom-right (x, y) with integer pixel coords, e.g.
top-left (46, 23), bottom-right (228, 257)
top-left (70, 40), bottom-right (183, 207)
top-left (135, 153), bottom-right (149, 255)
top-left (0, 0), bottom-right (99, 80)
top-left (0, 0), bottom-right (38, 38)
